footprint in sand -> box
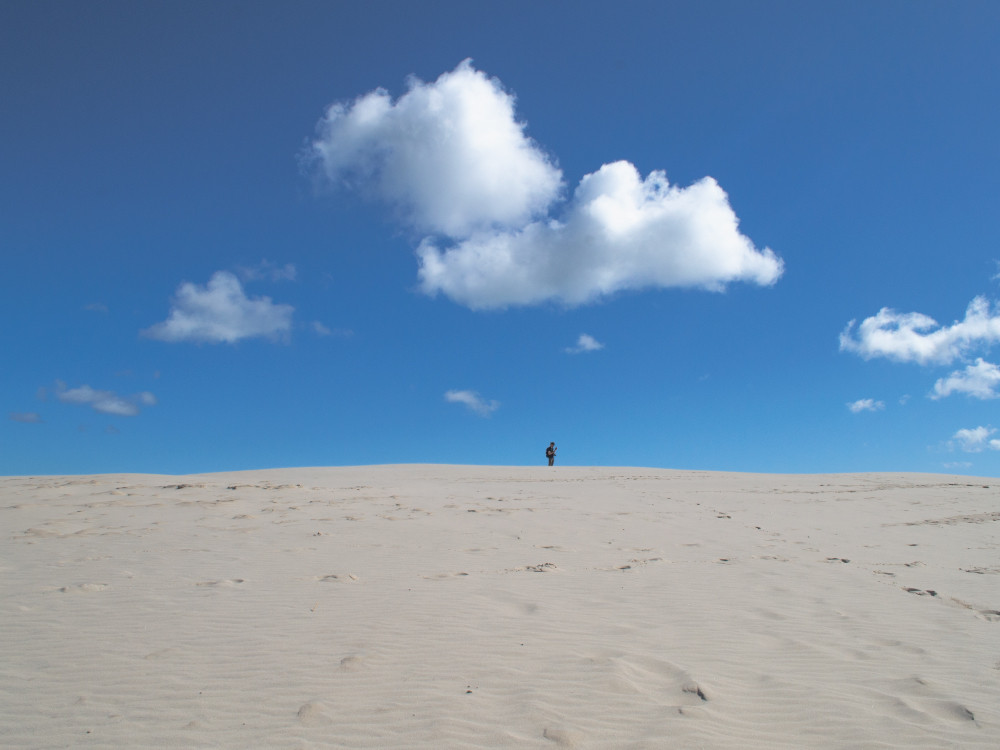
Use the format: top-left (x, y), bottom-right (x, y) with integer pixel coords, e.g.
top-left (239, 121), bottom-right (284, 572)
top-left (682, 680), bottom-right (710, 701)
top-left (951, 597), bottom-right (1000, 622)
top-left (542, 727), bottom-right (582, 747)
top-left (58, 583), bottom-right (109, 593)
top-left (338, 655), bottom-right (364, 671)
top-left (296, 702), bottom-right (332, 726)
top-left (605, 557), bottom-right (664, 572)
top-left (890, 678), bottom-right (977, 722)
top-left (317, 573), bottom-right (359, 582)
top-left (631, 556), bottom-right (663, 566)
top-left (901, 588), bottom-right (999, 622)
top-left (932, 702), bottom-right (976, 721)
top-left (143, 648), bottom-right (179, 660)
top-left (522, 563), bottom-right (558, 573)
top-left (195, 578), bottom-right (245, 587)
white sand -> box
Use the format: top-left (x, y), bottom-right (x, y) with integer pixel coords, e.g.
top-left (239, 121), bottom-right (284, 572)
top-left (1, 466), bottom-right (997, 748)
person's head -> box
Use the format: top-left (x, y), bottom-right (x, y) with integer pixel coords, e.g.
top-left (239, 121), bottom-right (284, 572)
top-left (549, 442), bottom-right (555, 446)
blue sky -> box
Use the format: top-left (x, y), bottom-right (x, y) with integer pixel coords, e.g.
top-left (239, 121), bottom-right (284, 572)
top-left (4, 1), bottom-right (1000, 476)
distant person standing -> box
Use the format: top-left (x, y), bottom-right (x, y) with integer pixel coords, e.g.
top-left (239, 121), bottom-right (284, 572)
top-left (546, 442), bottom-right (557, 466)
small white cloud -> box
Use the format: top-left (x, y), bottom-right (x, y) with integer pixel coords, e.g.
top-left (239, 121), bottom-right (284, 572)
top-left (54, 382), bottom-right (155, 417)
top-left (57, 384), bottom-right (114, 405)
top-left (143, 271), bottom-right (293, 344)
top-left (943, 461), bottom-right (973, 470)
top-left (92, 396), bottom-right (140, 417)
top-left (10, 412), bottom-right (43, 423)
top-left (238, 260), bottom-right (297, 282)
top-left (312, 321), bottom-right (353, 338)
top-left (444, 389), bottom-right (499, 417)
top-left (565, 333), bottom-right (604, 354)
top-left (83, 303), bottom-right (108, 313)
top-left (931, 358), bottom-right (1000, 400)
top-left (952, 425), bottom-right (1000, 453)
top-left (840, 296), bottom-right (1000, 365)
top-left (848, 398), bottom-right (885, 413)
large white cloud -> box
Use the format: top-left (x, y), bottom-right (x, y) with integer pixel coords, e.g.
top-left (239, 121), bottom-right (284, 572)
top-left (932, 358), bottom-right (1000, 399)
top-left (143, 271), bottom-right (293, 344)
top-left (418, 161), bottom-right (783, 308)
top-left (311, 60), bottom-right (562, 238)
top-left (840, 296), bottom-right (1000, 365)
top-left (310, 62), bottom-right (782, 309)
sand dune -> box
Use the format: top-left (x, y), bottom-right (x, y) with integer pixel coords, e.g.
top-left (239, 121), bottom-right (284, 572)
top-left (1, 466), bottom-right (997, 748)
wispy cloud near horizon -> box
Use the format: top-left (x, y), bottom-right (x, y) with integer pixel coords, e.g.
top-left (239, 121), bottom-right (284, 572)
top-left (842, 291), bottom-right (1000, 411)
top-left (54, 382), bottom-right (156, 417)
top-left (952, 426), bottom-right (1000, 453)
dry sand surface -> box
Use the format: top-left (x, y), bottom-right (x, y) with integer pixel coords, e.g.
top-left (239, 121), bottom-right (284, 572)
top-left (1, 465), bottom-right (998, 748)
